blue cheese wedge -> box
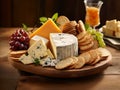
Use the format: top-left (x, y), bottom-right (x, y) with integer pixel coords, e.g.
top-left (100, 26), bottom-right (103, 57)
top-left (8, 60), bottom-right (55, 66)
top-left (50, 33), bottom-right (78, 60)
top-left (19, 39), bottom-right (55, 65)
top-left (28, 39), bottom-right (48, 59)
top-left (19, 54), bottom-right (34, 64)
top-left (40, 57), bottom-right (58, 66)
top-left (30, 35), bottom-right (49, 46)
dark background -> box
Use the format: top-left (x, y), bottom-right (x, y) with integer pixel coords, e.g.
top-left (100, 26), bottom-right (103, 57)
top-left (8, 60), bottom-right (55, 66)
top-left (0, 0), bottom-right (120, 27)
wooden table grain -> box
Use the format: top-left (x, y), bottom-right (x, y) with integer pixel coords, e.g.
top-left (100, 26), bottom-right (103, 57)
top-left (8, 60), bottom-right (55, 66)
top-left (0, 28), bottom-right (120, 90)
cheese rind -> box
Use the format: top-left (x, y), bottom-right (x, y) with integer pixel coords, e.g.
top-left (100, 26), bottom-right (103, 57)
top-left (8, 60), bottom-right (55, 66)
top-left (47, 49), bottom-right (54, 59)
top-left (50, 33), bottom-right (78, 60)
top-left (29, 19), bottom-right (62, 39)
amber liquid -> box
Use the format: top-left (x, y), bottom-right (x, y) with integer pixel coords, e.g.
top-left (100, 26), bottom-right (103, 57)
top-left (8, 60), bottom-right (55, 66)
top-left (85, 6), bottom-right (100, 27)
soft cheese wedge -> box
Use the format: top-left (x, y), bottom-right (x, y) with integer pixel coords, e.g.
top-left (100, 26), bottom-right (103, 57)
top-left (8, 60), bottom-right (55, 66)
top-left (30, 35), bottom-right (49, 46)
top-left (28, 39), bottom-right (48, 59)
top-left (50, 33), bottom-right (78, 60)
top-left (19, 54), bottom-right (34, 64)
top-left (29, 19), bottom-right (62, 39)
top-left (19, 39), bottom-right (55, 65)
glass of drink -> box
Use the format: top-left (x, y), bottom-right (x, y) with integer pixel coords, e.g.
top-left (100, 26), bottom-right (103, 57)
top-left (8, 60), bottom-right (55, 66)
top-left (84, 0), bottom-right (103, 29)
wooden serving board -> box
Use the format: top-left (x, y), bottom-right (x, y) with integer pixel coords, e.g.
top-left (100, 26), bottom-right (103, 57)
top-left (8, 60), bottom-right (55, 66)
top-left (8, 54), bottom-right (112, 78)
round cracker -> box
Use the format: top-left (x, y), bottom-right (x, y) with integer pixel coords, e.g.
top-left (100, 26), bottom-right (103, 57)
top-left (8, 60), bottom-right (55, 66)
top-left (88, 49), bottom-right (99, 64)
top-left (66, 28), bottom-right (78, 36)
top-left (80, 41), bottom-right (94, 51)
top-left (77, 20), bottom-right (86, 33)
top-left (73, 56), bottom-right (85, 69)
top-left (68, 57), bottom-right (79, 69)
top-left (71, 57), bottom-right (79, 65)
top-left (79, 36), bottom-right (93, 46)
top-left (56, 16), bottom-right (70, 30)
top-left (80, 52), bottom-right (91, 64)
top-left (91, 56), bottom-right (101, 65)
top-left (55, 58), bottom-right (74, 70)
top-left (78, 33), bottom-right (91, 43)
top-left (77, 32), bottom-right (86, 40)
top-left (10, 50), bottom-right (27, 58)
top-left (9, 57), bottom-right (19, 61)
top-left (62, 21), bottom-right (77, 35)
top-left (97, 48), bottom-right (111, 58)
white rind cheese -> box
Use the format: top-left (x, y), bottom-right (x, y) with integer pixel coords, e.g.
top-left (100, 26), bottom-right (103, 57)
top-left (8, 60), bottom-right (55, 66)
top-left (28, 39), bottom-right (48, 59)
top-left (19, 54), bottom-right (34, 64)
top-left (50, 33), bottom-right (78, 60)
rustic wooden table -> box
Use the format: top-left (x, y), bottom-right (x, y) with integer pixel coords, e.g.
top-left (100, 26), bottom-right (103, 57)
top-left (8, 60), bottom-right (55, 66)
top-left (0, 28), bottom-right (120, 90)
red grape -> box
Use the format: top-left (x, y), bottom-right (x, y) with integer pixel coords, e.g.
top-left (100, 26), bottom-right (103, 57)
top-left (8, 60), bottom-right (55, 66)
top-left (9, 28), bottom-right (30, 51)
top-left (20, 36), bottom-right (25, 42)
top-left (15, 41), bottom-right (20, 47)
top-left (9, 41), bottom-right (15, 46)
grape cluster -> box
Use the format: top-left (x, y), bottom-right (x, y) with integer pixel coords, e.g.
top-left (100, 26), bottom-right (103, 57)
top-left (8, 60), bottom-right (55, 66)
top-left (9, 29), bottom-right (30, 51)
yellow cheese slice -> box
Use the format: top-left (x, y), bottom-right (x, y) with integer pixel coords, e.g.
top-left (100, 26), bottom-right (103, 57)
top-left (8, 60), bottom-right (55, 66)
top-left (30, 19), bottom-right (62, 39)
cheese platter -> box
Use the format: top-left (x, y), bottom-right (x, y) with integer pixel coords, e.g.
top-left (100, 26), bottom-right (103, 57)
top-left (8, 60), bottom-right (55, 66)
top-left (8, 53), bottom-right (111, 78)
top-left (8, 15), bottom-right (112, 78)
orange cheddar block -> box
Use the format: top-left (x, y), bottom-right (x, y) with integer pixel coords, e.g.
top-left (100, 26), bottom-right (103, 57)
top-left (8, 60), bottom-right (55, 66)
top-left (30, 19), bottom-right (62, 39)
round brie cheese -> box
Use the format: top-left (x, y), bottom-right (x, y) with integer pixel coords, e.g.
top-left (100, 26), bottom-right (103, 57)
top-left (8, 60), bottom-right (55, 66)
top-left (50, 33), bottom-right (78, 60)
